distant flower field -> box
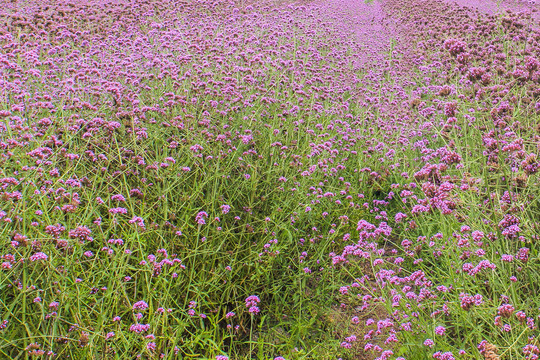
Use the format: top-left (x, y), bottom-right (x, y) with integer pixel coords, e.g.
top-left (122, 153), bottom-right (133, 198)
top-left (0, 0), bottom-right (539, 359)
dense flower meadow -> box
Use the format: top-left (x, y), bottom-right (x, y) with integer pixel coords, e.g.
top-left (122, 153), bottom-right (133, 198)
top-left (0, 0), bottom-right (539, 358)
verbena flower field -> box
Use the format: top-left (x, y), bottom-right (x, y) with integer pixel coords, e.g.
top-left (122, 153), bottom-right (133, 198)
top-left (1, 0), bottom-right (540, 358)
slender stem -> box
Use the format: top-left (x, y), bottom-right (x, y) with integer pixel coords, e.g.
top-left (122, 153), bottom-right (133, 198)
top-left (249, 313), bottom-right (253, 357)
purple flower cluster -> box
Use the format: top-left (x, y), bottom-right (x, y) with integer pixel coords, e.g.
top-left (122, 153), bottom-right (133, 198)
top-left (245, 295), bottom-right (261, 315)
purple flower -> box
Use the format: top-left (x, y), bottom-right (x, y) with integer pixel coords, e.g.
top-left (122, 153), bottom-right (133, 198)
top-left (394, 212), bottom-right (407, 222)
top-left (29, 252), bottom-right (48, 262)
top-left (111, 194), bottom-right (126, 202)
top-left (68, 226), bottom-right (93, 242)
top-left (221, 204), bottom-right (231, 214)
top-left (129, 216), bottom-right (146, 229)
top-left (435, 326), bottom-right (446, 336)
top-left (49, 301), bottom-right (59, 309)
top-left (146, 342), bottom-right (156, 352)
top-left (498, 304), bottom-right (515, 318)
top-left (195, 211), bottom-right (208, 225)
top-left (108, 207), bottom-right (128, 215)
top-left (133, 301), bottom-right (149, 311)
top-left (245, 295), bottom-right (261, 315)
top-left (129, 323), bottom-right (150, 334)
